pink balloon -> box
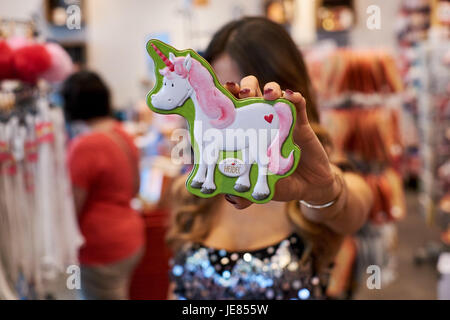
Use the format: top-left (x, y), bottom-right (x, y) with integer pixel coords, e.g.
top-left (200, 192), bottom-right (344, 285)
top-left (7, 36), bottom-right (32, 50)
top-left (41, 43), bottom-right (74, 83)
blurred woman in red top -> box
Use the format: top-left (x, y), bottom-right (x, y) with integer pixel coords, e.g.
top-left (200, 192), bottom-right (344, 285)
top-left (62, 71), bottom-right (145, 300)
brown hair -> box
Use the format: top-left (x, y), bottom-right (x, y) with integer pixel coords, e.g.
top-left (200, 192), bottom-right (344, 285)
top-left (204, 16), bottom-right (319, 123)
top-left (167, 17), bottom-right (342, 270)
top-left (166, 177), bottom-right (218, 251)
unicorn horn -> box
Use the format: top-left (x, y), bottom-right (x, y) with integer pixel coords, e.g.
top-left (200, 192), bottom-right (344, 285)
top-left (151, 43), bottom-right (175, 72)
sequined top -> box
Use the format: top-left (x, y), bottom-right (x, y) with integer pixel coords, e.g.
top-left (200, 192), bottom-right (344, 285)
top-left (170, 233), bottom-right (330, 300)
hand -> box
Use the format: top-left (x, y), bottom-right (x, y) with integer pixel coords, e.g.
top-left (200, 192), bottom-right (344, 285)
top-left (223, 76), bottom-right (341, 209)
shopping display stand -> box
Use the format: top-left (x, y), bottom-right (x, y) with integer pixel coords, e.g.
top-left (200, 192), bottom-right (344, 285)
top-left (306, 48), bottom-right (407, 297)
top-left (0, 81), bottom-right (82, 299)
top-left (0, 18), bottom-right (81, 300)
top-left (412, 41), bottom-right (450, 290)
top-left (396, 2), bottom-right (450, 296)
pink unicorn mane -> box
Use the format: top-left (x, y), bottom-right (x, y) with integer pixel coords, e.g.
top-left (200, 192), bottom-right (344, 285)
top-left (161, 56), bottom-right (236, 129)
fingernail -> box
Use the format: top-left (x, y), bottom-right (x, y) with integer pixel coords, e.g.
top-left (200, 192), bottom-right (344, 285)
top-left (225, 194), bottom-right (237, 205)
top-left (264, 88), bottom-right (273, 95)
top-left (226, 82), bottom-right (236, 87)
top-left (285, 89), bottom-right (294, 95)
top-left (239, 88), bottom-right (250, 95)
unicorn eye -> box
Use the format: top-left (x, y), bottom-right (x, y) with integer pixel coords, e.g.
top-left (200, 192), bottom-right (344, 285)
top-left (164, 82), bottom-right (166, 86)
top-left (171, 83), bottom-right (174, 87)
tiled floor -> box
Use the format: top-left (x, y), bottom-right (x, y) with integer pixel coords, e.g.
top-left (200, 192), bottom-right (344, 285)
top-left (354, 191), bottom-right (442, 300)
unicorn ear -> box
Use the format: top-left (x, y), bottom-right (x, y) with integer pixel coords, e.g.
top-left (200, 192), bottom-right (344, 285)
top-left (159, 69), bottom-right (165, 76)
top-left (184, 54), bottom-right (192, 72)
top-left (169, 52), bottom-right (176, 63)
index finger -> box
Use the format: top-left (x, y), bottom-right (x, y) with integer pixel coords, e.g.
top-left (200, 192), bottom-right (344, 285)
top-left (263, 82), bottom-right (282, 101)
top-left (223, 82), bottom-right (241, 98)
top-left (239, 75), bottom-right (263, 98)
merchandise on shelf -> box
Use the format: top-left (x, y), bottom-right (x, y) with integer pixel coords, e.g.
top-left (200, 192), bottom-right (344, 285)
top-left (0, 81), bottom-right (83, 300)
top-left (306, 48), bottom-right (407, 287)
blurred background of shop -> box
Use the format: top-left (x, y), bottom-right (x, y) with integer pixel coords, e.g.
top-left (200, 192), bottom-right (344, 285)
top-left (0, 0), bottom-right (449, 300)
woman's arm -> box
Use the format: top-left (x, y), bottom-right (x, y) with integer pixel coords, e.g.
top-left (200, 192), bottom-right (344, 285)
top-left (68, 137), bottom-right (103, 217)
top-left (300, 165), bottom-right (373, 235)
top-left (72, 185), bottom-right (87, 216)
top-left (223, 76), bottom-right (373, 234)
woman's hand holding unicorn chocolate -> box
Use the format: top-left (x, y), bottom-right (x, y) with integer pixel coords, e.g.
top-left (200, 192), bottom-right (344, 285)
top-left (222, 76), bottom-right (373, 234)
top-left (147, 40), bottom-right (301, 204)
top-left (223, 77), bottom-right (339, 207)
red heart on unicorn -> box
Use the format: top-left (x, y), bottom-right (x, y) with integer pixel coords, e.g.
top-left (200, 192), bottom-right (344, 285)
top-left (264, 114), bottom-right (274, 123)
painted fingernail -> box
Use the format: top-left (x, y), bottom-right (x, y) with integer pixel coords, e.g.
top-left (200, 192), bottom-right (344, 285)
top-left (285, 89), bottom-right (294, 95)
top-left (240, 88), bottom-right (250, 95)
top-left (226, 82), bottom-right (236, 87)
top-left (225, 195), bottom-right (237, 205)
top-left (264, 88), bottom-right (273, 95)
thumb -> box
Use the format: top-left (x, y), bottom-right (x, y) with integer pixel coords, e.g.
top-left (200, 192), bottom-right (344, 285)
top-left (224, 195), bottom-right (253, 210)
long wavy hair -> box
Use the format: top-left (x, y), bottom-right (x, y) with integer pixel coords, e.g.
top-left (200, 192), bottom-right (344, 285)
top-left (167, 17), bottom-right (343, 270)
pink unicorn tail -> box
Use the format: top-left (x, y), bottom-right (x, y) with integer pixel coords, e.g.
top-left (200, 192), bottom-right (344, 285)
top-left (267, 102), bottom-right (294, 175)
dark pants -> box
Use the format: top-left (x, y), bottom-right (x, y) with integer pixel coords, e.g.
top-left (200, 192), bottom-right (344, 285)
top-left (80, 247), bottom-right (144, 300)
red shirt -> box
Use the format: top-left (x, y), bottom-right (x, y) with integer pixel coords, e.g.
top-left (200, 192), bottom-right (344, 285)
top-left (68, 123), bottom-right (145, 265)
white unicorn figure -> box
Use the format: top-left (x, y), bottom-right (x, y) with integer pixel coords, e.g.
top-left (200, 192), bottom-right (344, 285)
top-left (149, 43), bottom-right (295, 200)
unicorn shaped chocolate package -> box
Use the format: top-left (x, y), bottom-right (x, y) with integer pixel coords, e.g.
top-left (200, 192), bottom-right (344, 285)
top-left (147, 40), bottom-right (300, 203)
